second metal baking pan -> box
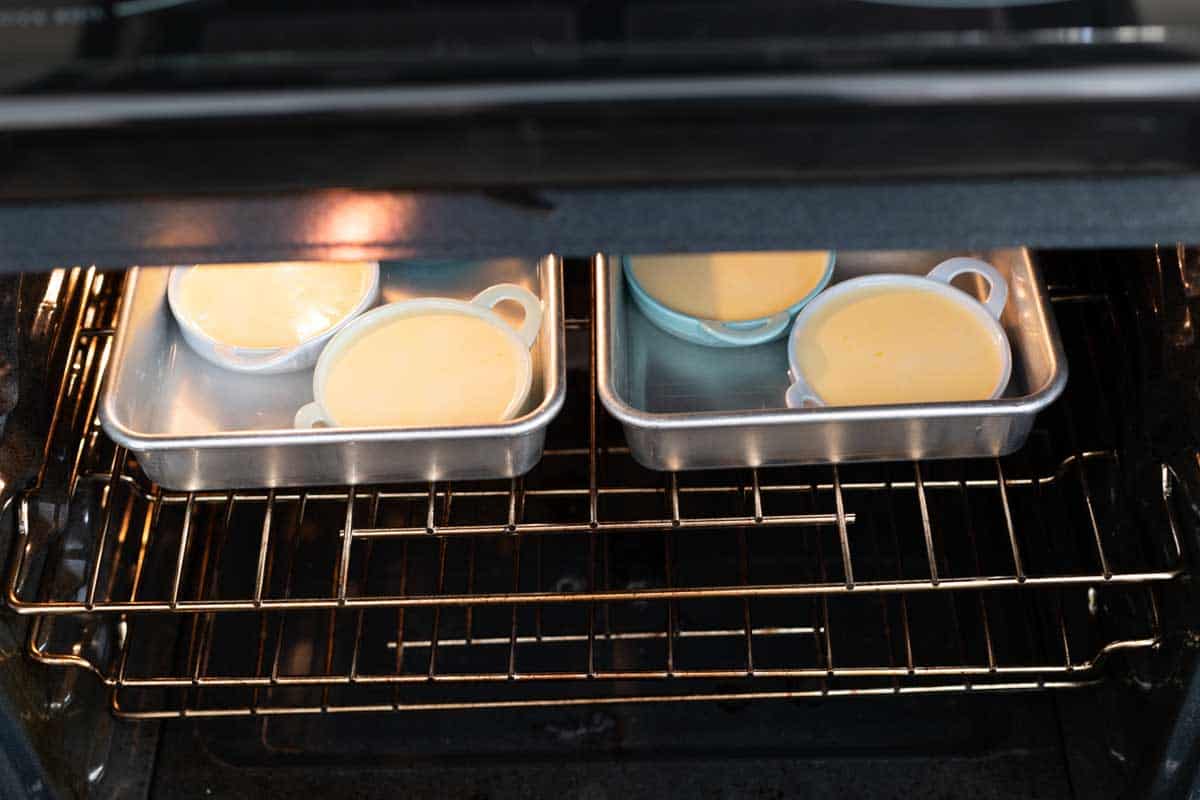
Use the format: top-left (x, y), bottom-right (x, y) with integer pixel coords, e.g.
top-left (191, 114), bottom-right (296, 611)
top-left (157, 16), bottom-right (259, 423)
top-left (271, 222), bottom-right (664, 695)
top-left (101, 256), bottom-right (565, 490)
top-left (596, 249), bottom-right (1067, 471)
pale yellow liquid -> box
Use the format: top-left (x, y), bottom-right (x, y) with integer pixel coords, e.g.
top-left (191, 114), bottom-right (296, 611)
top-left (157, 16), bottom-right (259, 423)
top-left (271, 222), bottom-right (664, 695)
top-left (324, 314), bottom-right (521, 427)
top-left (793, 287), bottom-right (1004, 406)
top-left (629, 251), bottom-right (831, 321)
top-left (178, 262), bottom-right (374, 348)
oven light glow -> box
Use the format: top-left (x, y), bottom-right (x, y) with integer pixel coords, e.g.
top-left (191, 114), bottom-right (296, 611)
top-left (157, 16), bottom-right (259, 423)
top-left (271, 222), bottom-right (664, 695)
top-left (317, 193), bottom-right (414, 261)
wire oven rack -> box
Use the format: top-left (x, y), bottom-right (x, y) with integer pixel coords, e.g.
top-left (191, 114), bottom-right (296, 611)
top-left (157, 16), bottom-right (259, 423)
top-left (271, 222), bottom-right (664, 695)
top-left (4, 262), bottom-right (1188, 718)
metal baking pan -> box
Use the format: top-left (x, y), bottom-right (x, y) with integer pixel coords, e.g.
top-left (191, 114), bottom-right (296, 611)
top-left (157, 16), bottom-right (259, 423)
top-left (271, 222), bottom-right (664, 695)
top-left (101, 256), bottom-right (565, 490)
top-left (596, 249), bottom-right (1067, 471)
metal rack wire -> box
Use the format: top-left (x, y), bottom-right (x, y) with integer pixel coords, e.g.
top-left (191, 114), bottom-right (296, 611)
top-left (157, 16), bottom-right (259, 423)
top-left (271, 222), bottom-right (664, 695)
top-left (5, 262), bottom-right (1188, 718)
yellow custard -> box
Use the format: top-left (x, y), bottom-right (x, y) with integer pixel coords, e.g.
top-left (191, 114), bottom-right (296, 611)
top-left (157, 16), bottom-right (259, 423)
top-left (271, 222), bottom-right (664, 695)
top-left (629, 251), bottom-right (830, 320)
top-left (324, 314), bottom-right (521, 427)
top-left (793, 286), bottom-right (1005, 406)
top-left (177, 261), bottom-right (374, 348)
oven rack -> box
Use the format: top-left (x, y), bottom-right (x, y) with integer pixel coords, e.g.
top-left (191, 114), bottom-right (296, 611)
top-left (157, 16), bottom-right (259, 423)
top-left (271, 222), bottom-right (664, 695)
top-left (6, 263), bottom-right (1187, 717)
top-left (29, 574), bottom-right (1164, 719)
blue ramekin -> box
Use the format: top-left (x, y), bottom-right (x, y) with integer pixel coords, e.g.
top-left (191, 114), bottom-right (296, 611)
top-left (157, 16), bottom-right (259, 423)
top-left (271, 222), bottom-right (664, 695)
top-left (622, 252), bottom-right (836, 348)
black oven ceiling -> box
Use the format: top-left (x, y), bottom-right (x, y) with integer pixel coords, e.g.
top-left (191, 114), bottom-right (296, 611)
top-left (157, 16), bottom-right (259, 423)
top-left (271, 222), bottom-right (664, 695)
top-left (4, 1), bottom-right (1200, 262)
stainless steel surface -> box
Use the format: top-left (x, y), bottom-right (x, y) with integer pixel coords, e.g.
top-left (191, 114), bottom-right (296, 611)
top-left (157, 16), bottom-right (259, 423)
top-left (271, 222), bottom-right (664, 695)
top-left (12, 66), bottom-right (1200, 132)
top-left (597, 249), bottom-right (1068, 471)
top-left (6, 262), bottom-right (1184, 718)
top-left (99, 256), bottom-right (565, 490)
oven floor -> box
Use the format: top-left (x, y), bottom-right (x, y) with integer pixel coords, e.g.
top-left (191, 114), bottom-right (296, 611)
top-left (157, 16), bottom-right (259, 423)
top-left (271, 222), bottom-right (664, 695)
top-left (145, 691), bottom-right (1107, 799)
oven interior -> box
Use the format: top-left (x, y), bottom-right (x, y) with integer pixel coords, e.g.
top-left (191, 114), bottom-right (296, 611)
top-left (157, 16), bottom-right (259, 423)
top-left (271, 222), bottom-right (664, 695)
top-left (0, 247), bottom-right (1196, 798)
